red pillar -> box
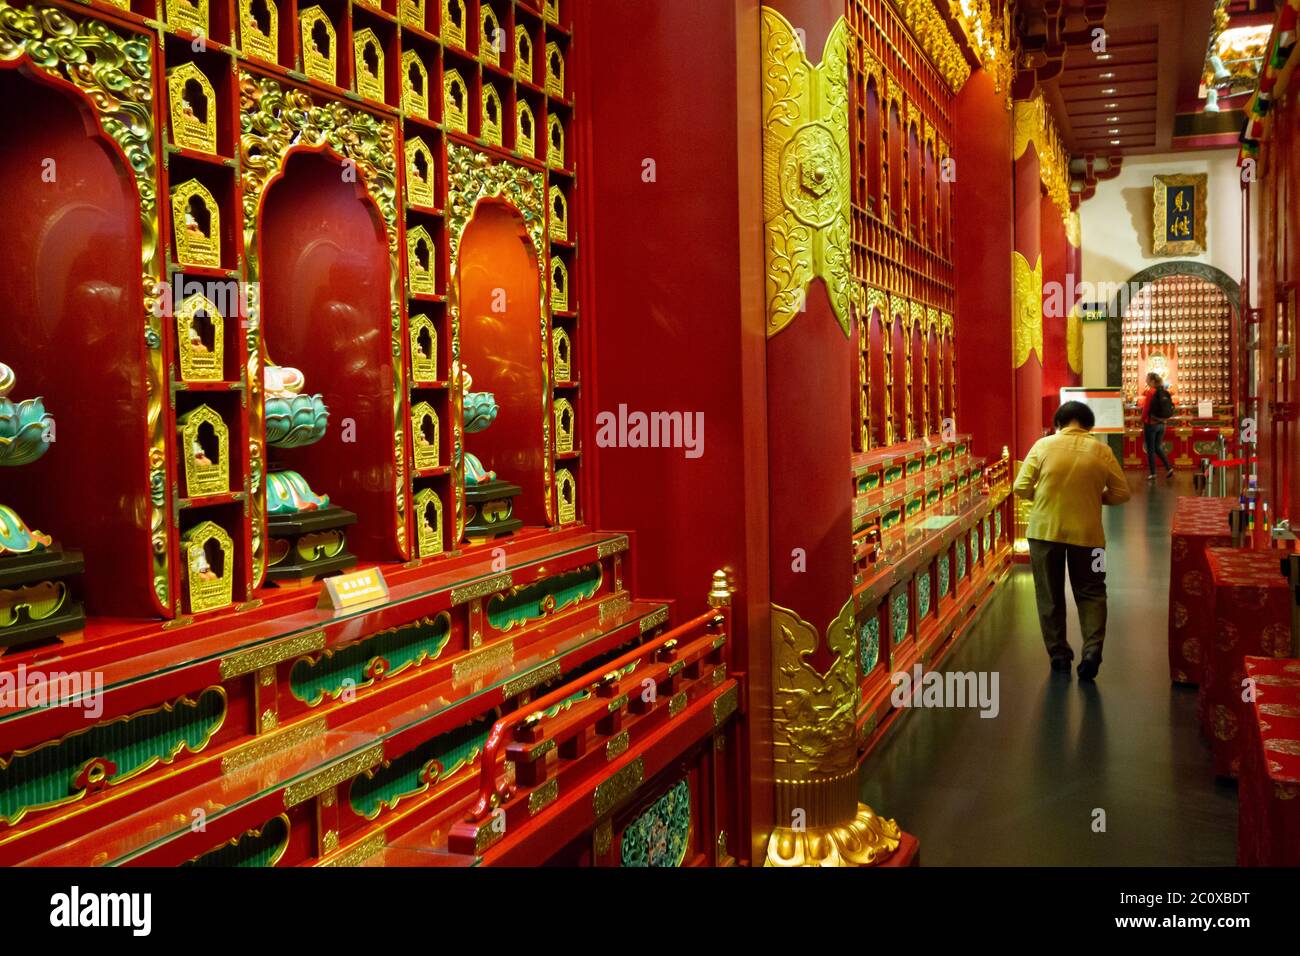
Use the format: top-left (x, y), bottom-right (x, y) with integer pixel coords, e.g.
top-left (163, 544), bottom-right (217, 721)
top-left (1040, 199), bottom-right (1069, 416)
top-left (1014, 145), bottom-right (1044, 459)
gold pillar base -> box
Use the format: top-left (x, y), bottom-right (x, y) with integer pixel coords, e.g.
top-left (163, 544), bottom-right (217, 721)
top-left (763, 803), bottom-right (902, 867)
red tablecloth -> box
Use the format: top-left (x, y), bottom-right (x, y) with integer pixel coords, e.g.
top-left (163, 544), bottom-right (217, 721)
top-left (1239, 656), bottom-right (1300, 866)
top-left (1201, 547), bottom-right (1292, 777)
top-left (1168, 497), bottom-right (1235, 684)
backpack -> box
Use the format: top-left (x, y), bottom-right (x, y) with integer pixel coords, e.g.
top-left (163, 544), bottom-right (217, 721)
top-left (1151, 387), bottom-right (1175, 421)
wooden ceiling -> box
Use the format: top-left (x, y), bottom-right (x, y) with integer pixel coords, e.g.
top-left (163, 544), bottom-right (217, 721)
top-left (1040, 0), bottom-right (1275, 158)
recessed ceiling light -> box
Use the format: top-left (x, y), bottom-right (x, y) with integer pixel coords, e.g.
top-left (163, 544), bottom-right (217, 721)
top-left (1098, 53), bottom-right (1112, 61)
top-left (1110, 139), bottom-right (1122, 145)
top-left (1108, 128), bottom-right (1120, 134)
top-left (1106, 102), bottom-right (1119, 108)
top-left (1108, 115), bottom-right (1119, 121)
top-left (1102, 87), bottom-right (1117, 94)
top-left (1101, 72), bottom-right (1116, 79)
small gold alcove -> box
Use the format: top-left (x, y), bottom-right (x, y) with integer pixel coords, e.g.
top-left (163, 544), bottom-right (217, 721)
top-left (482, 83), bottom-right (504, 147)
top-left (411, 402), bottom-right (440, 469)
top-left (168, 63), bottom-right (217, 154)
top-left (547, 113), bottom-right (564, 170)
top-left (413, 487), bottom-right (444, 558)
top-left (399, 0), bottom-right (425, 29)
top-left (401, 51), bottom-right (429, 119)
top-left (544, 41), bottom-right (565, 98)
top-left (407, 225), bottom-right (437, 294)
top-left (172, 179), bottom-right (221, 269)
top-left (442, 0), bottom-right (466, 48)
top-left (554, 397), bottom-right (575, 454)
top-left (176, 294), bottom-right (225, 383)
top-left (178, 404), bottom-right (229, 498)
top-left (517, 101), bottom-right (536, 158)
top-left (556, 468), bottom-right (576, 525)
top-left (444, 69), bottom-right (469, 134)
top-left (182, 520), bottom-right (234, 614)
top-left (480, 3), bottom-right (502, 65)
top-left (409, 314), bottom-right (438, 383)
top-left (550, 256), bottom-right (569, 312)
top-left (166, 0), bottom-right (210, 35)
top-left (406, 135), bottom-right (436, 207)
top-left (354, 28), bottom-right (385, 103)
top-left (515, 25), bottom-right (533, 82)
top-left (543, 0), bottom-right (559, 25)
top-left (299, 6), bottom-right (337, 87)
top-left (549, 185), bottom-right (568, 242)
top-left (238, 0), bottom-right (278, 63)
top-left (552, 326), bottom-right (571, 383)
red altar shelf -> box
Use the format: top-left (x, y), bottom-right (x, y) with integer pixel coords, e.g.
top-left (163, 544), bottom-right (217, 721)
top-left (1239, 656), bottom-right (1300, 866)
top-left (1168, 496), bottom-right (1235, 684)
top-left (1201, 547), bottom-right (1293, 777)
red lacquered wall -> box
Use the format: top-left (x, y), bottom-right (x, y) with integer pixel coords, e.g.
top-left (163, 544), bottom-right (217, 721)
top-left (576, 0), bottom-right (770, 860)
top-left (1041, 199), bottom-right (1069, 417)
top-left (952, 68), bottom-right (1013, 460)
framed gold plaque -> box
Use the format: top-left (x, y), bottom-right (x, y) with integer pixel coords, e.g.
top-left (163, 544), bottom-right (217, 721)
top-left (1153, 174), bottom-right (1207, 257)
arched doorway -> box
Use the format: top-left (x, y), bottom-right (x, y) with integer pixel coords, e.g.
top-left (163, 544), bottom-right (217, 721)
top-left (456, 199), bottom-right (547, 529)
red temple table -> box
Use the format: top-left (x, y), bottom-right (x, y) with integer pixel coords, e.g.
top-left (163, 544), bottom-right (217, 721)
top-left (1201, 547), bottom-right (1293, 777)
top-left (1238, 656), bottom-right (1300, 866)
top-left (1168, 496), bottom-right (1234, 684)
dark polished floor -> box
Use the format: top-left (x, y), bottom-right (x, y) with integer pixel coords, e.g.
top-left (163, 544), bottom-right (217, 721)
top-left (859, 471), bottom-right (1239, 865)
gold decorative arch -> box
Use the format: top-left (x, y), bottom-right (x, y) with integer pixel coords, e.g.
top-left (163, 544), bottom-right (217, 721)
top-left (446, 143), bottom-right (555, 534)
top-left (240, 70), bottom-right (407, 573)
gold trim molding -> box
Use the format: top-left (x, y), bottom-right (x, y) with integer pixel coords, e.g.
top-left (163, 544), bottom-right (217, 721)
top-left (1012, 92), bottom-right (1071, 222)
top-left (765, 802), bottom-right (902, 867)
top-left (761, 8), bottom-right (856, 338)
top-left (885, 0), bottom-right (971, 93)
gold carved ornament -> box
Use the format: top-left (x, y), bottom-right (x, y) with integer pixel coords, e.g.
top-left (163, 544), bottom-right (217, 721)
top-left (1012, 251), bottom-right (1043, 368)
top-left (1012, 92), bottom-right (1071, 223)
top-left (239, 72), bottom-right (408, 575)
top-left (884, 0), bottom-right (971, 93)
top-left (766, 601), bottom-right (901, 867)
top-left (445, 143), bottom-right (555, 533)
top-left (949, 0), bottom-right (1013, 104)
top-left (0, 2), bottom-right (173, 614)
top-left (1152, 173), bottom-right (1208, 257)
top-left (761, 9), bottom-right (857, 339)
top-left (1067, 305), bottom-right (1083, 376)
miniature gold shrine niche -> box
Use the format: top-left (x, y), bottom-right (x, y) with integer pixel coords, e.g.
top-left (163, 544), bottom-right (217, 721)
top-left (178, 404), bottom-right (229, 498)
top-left (181, 520), bottom-right (233, 614)
top-left (399, 0), bottom-right (424, 28)
top-left (515, 26), bottom-right (533, 82)
top-left (413, 487), bottom-right (444, 557)
top-left (172, 179), bottom-right (221, 268)
top-left (166, 0), bottom-right (209, 35)
top-left (299, 6), bottom-right (337, 86)
top-left (482, 83), bottom-right (504, 147)
top-left (480, 3), bottom-right (502, 65)
top-left (547, 114), bottom-right (564, 169)
top-left (550, 257), bottom-right (569, 311)
top-left (239, 0), bottom-right (278, 63)
top-left (168, 63), bottom-right (217, 154)
top-left (517, 101), bottom-right (536, 158)
top-left (412, 402), bottom-right (441, 469)
top-left (445, 69), bottom-right (469, 134)
top-left (176, 294), bottom-right (225, 383)
top-left (407, 225), bottom-right (437, 294)
top-left (553, 327), bottom-right (571, 382)
top-left (410, 315), bottom-right (439, 383)
top-left (550, 186), bottom-right (568, 241)
top-left (354, 29), bottom-right (385, 103)
top-left (402, 52), bottom-right (428, 118)
top-left (545, 42), bottom-right (565, 98)
top-left (442, 0), bottom-right (466, 48)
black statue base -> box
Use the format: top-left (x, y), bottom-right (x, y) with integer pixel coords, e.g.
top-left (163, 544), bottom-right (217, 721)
top-left (0, 545), bottom-right (85, 650)
top-left (463, 479), bottom-right (524, 542)
top-left (266, 505), bottom-right (358, 586)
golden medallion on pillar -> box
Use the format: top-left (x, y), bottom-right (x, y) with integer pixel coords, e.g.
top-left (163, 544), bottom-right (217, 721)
top-left (760, 8), bottom-right (855, 339)
top-left (1012, 251), bottom-right (1043, 368)
top-left (765, 600), bottom-right (902, 867)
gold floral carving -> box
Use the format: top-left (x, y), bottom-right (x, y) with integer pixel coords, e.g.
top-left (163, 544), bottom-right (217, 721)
top-left (0, 2), bottom-right (172, 614)
top-left (240, 72), bottom-right (407, 572)
top-left (949, 0), bottom-right (1013, 104)
top-left (761, 9), bottom-right (856, 339)
top-left (883, 0), bottom-right (971, 93)
top-left (1012, 251), bottom-right (1043, 368)
top-left (765, 803), bottom-right (902, 867)
top-left (1012, 93), bottom-right (1071, 222)
top-left (1066, 210), bottom-right (1081, 248)
top-left (446, 144), bottom-right (555, 530)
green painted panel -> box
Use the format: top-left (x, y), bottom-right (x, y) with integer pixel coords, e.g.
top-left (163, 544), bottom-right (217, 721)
top-left (349, 718), bottom-right (493, 820)
top-left (183, 815), bottom-right (289, 867)
top-left (486, 563), bottom-right (602, 631)
top-left (289, 614), bottom-right (451, 706)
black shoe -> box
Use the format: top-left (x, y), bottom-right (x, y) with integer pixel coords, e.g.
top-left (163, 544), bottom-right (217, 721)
top-left (1146, 473), bottom-right (1155, 481)
top-left (1165, 469), bottom-right (1175, 479)
top-left (1050, 657), bottom-right (1072, 673)
top-left (1077, 658), bottom-right (1100, 681)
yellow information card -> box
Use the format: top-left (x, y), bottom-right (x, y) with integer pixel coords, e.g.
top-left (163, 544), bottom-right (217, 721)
top-left (318, 567), bottom-right (389, 611)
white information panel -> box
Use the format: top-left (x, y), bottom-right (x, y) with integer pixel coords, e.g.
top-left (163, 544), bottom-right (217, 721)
top-left (1058, 387), bottom-right (1125, 435)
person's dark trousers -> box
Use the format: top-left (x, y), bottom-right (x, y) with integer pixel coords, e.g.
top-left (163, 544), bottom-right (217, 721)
top-left (1143, 422), bottom-right (1172, 475)
top-left (1027, 538), bottom-right (1108, 665)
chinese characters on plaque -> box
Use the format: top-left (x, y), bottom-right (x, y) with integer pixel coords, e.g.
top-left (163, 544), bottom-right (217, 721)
top-left (1153, 173), bottom-right (1207, 256)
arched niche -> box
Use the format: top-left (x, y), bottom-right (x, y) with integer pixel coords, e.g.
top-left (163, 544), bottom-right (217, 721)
top-left (867, 303), bottom-right (888, 446)
top-left (456, 199), bottom-right (548, 527)
top-left (926, 312), bottom-right (941, 434)
top-left (0, 65), bottom-right (162, 617)
top-left (864, 75), bottom-right (881, 216)
top-left (259, 149), bottom-right (399, 559)
top-left (909, 304), bottom-right (925, 435)
top-left (890, 304), bottom-right (908, 440)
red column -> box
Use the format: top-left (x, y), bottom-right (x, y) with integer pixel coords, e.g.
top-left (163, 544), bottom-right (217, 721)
top-left (1040, 199), bottom-right (1069, 415)
top-left (1014, 144), bottom-right (1044, 459)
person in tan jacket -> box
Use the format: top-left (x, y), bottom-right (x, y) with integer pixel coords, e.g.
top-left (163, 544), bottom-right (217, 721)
top-left (1013, 401), bottom-right (1131, 681)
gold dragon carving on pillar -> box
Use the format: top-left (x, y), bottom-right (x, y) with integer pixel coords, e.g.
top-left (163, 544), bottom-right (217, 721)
top-left (761, 8), bottom-right (856, 338)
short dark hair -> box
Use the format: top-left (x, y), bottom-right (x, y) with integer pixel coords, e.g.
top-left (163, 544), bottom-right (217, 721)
top-left (1054, 401), bottom-right (1095, 430)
